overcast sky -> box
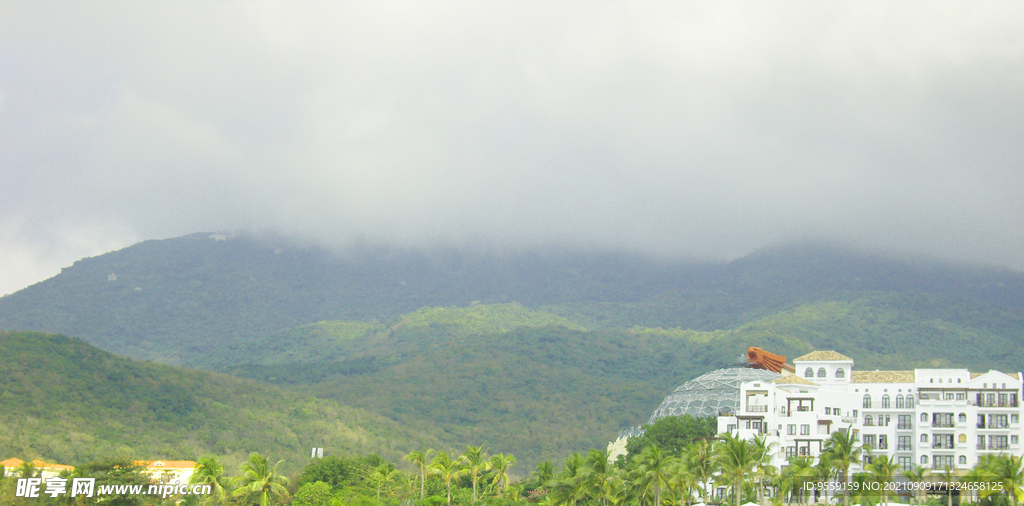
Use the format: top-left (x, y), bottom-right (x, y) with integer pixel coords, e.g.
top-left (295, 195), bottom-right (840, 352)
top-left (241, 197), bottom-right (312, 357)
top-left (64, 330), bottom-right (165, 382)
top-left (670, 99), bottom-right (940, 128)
top-left (1, 1), bottom-right (1022, 296)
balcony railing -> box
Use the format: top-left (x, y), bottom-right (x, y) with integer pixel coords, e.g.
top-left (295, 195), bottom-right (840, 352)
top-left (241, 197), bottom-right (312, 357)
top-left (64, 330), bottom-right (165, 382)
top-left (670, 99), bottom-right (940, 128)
top-left (933, 421), bottom-right (955, 428)
top-left (746, 405), bottom-right (768, 413)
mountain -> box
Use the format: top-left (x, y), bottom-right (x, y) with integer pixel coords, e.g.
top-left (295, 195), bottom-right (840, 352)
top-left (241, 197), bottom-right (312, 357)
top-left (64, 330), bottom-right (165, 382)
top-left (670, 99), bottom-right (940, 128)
top-left (0, 330), bottom-right (441, 473)
top-left (2, 232), bottom-right (1022, 368)
top-left (3, 233), bottom-right (1024, 469)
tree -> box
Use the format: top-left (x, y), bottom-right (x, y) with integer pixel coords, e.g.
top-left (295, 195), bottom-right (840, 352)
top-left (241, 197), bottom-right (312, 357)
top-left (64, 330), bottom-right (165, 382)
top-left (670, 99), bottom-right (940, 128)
top-left (231, 454), bottom-right (289, 506)
top-left (681, 439), bottom-right (716, 504)
top-left (751, 435), bottom-right (778, 506)
top-left (821, 430), bottom-right (865, 506)
top-left (866, 455), bottom-right (899, 505)
top-left (978, 454), bottom-right (1024, 506)
top-left (190, 457), bottom-right (230, 505)
top-left (715, 434), bottom-right (757, 506)
top-left (404, 449), bottom-right (435, 501)
top-left (581, 449), bottom-right (612, 506)
top-left (365, 463), bottom-right (401, 501)
top-left (636, 445), bottom-right (674, 506)
top-left (777, 456), bottom-right (814, 506)
top-left (460, 446), bottom-right (490, 503)
top-left (489, 453), bottom-right (517, 499)
top-left (430, 451), bottom-right (461, 506)
top-left (291, 482), bottom-right (332, 506)
top-left (626, 415), bottom-right (718, 456)
top-left (902, 464), bottom-right (928, 506)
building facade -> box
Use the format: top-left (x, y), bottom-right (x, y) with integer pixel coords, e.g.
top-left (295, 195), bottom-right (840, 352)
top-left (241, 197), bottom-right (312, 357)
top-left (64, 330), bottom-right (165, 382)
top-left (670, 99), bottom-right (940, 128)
top-left (718, 351), bottom-right (1023, 473)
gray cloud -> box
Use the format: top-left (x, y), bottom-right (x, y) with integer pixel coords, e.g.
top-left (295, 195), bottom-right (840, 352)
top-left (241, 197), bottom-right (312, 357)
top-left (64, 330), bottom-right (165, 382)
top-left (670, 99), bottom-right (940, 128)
top-left (2, 1), bottom-right (1023, 295)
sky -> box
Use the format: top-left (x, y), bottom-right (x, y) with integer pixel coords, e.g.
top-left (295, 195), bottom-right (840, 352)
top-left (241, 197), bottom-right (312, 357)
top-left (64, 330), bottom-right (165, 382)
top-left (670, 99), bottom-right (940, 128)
top-left (1, 1), bottom-right (1023, 296)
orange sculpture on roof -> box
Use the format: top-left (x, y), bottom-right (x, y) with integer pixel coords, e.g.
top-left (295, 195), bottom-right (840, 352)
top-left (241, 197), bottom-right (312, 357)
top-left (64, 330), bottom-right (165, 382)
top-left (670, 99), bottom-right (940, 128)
top-left (746, 347), bottom-right (795, 373)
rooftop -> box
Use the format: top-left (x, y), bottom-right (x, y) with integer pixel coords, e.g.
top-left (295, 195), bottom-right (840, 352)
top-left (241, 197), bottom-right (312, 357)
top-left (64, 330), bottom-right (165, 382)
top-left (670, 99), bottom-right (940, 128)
top-left (772, 375), bottom-right (819, 386)
top-left (793, 350), bottom-right (853, 362)
top-left (851, 371), bottom-right (915, 383)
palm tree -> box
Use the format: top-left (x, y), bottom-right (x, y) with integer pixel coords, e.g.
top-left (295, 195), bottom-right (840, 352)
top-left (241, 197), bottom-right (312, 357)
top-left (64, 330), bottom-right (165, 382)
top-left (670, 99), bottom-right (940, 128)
top-left (489, 453), bottom-right (517, 499)
top-left (581, 448), bottom-right (613, 506)
top-left (460, 446), bottom-right (490, 503)
top-left (534, 460), bottom-right (556, 488)
top-left (751, 435), bottom-right (778, 505)
top-left (365, 463), bottom-right (402, 501)
top-left (867, 455), bottom-right (899, 505)
top-left (430, 451), bottom-right (462, 506)
top-left (681, 439), bottom-right (716, 504)
top-left (902, 464), bottom-right (928, 506)
top-left (821, 430), bottom-right (865, 506)
top-left (715, 434), bottom-right (757, 506)
top-left (15, 460), bottom-right (39, 479)
top-left (190, 456), bottom-right (230, 505)
top-left (548, 453), bottom-right (585, 506)
top-left (404, 449), bottom-right (434, 501)
top-left (231, 454), bottom-right (289, 506)
top-left (636, 445), bottom-right (674, 506)
top-left (979, 453), bottom-right (1024, 506)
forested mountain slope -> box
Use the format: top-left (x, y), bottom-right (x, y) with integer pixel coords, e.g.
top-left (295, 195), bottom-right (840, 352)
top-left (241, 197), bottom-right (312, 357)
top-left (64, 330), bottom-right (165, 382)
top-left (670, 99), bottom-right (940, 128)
top-left (1, 232), bottom-right (1022, 368)
top-left (0, 330), bottom-right (440, 473)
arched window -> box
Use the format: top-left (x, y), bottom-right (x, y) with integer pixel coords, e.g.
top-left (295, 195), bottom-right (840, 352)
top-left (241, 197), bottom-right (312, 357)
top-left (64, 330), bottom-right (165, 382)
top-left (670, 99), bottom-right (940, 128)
top-left (896, 395), bottom-right (905, 409)
top-left (907, 395), bottom-right (915, 408)
top-left (921, 434), bottom-right (928, 443)
top-left (959, 413), bottom-right (967, 423)
top-left (835, 367), bottom-right (845, 379)
top-left (921, 412), bottom-right (928, 423)
top-left (882, 395), bottom-right (890, 409)
top-left (865, 415), bottom-right (873, 426)
top-left (921, 455), bottom-right (929, 464)
top-left (959, 455), bottom-right (967, 464)
top-left (863, 395), bottom-right (872, 409)
top-left (805, 368), bottom-right (814, 378)
top-left (817, 367), bottom-right (827, 378)
top-left (958, 434), bottom-right (967, 443)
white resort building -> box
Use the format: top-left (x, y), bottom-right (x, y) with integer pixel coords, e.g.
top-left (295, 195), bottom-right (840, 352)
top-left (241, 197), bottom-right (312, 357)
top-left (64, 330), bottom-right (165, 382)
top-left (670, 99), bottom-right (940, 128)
top-left (718, 350), bottom-right (1023, 473)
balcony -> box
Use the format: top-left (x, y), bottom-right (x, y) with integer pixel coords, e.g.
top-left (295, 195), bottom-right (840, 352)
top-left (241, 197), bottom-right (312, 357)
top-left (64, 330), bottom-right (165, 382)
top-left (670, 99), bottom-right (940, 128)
top-left (746, 405), bottom-right (768, 413)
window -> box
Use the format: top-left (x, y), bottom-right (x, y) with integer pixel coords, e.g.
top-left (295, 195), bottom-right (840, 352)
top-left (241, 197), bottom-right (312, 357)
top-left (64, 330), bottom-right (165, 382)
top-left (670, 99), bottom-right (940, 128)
top-left (800, 424), bottom-right (810, 435)
top-left (921, 434), bottom-right (928, 443)
top-left (956, 392), bottom-right (965, 400)
top-left (978, 414), bottom-right (986, 428)
top-left (932, 434), bottom-right (954, 449)
top-left (825, 407), bottom-right (831, 415)
top-left (804, 367), bottom-right (813, 378)
top-left (944, 393), bottom-right (955, 400)
top-left (898, 415), bottom-right (912, 430)
top-left (991, 415), bottom-right (1009, 428)
top-left (898, 456), bottom-right (912, 471)
top-left (959, 456), bottom-right (967, 465)
top-left (727, 424), bottom-right (737, 432)
top-left (1000, 393), bottom-right (1009, 406)
top-left (879, 435), bottom-right (888, 450)
top-left (958, 434), bottom-right (967, 443)
top-left (934, 413), bottom-right (954, 427)
top-left (1013, 414), bottom-right (1019, 424)
top-left (921, 455), bottom-right (928, 464)
top-left (907, 395), bottom-right (915, 408)
top-left (958, 413), bottom-right (967, 423)
top-left (788, 424), bottom-right (796, 435)
top-left (864, 415), bottom-right (873, 426)
top-left (898, 436), bottom-right (912, 451)
top-left (882, 395), bottom-right (890, 409)
top-left (979, 435), bottom-right (986, 449)
top-left (786, 447), bottom-right (797, 458)
top-left (896, 395), bottom-right (905, 409)
top-left (818, 367), bottom-right (826, 378)
top-left (921, 412), bottom-right (929, 423)
top-left (1012, 435), bottom-right (1019, 444)
top-left (991, 436), bottom-right (1008, 450)
top-left (863, 395), bottom-right (872, 409)
top-left (836, 368), bottom-right (845, 378)
top-left (863, 434), bottom-right (876, 449)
